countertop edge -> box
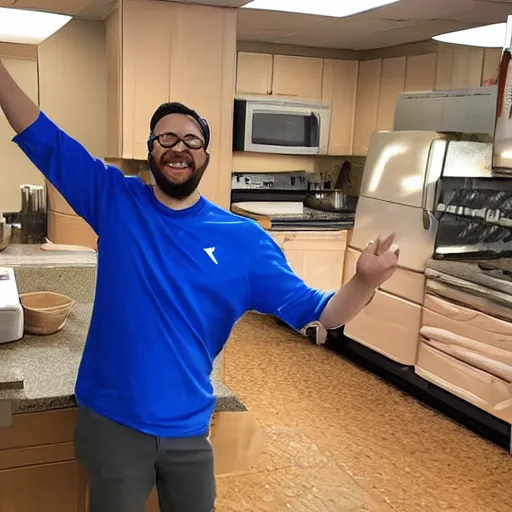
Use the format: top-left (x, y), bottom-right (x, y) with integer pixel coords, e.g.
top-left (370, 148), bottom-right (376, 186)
top-left (8, 386), bottom-right (247, 415)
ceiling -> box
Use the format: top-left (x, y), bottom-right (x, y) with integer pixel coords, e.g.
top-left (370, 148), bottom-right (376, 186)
top-left (1, 0), bottom-right (511, 50)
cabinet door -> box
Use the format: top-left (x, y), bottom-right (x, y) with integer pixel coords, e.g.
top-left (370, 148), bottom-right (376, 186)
top-left (0, 461), bottom-right (86, 512)
top-left (236, 52), bottom-right (272, 95)
top-left (435, 47), bottom-right (484, 90)
top-left (376, 57), bottom-right (406, 131)
top-left (405, 53), bottom-right (437, 92)
top-left (322, 59), bottom-right (358, 155)
top-left (122, 0), bottom-right (173, 159)
top-left (352, 59), bottom-right (382, 156)
top-left (167, 4), bottom-right (237, 209)
top-left (481, 48), bottom-right (501, 86)
top-left (272, 55), bottom-right (323, 100)
top-left (281, 232), bottom-right (346, 291)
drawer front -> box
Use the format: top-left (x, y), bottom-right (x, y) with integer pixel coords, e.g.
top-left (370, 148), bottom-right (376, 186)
top-left (344, 247), bottom-right (424, 304)
top-left (344, 289), bottom-right (422, 365)
top-left (423, 293), bottom-right (512, 352)
top-left (0, 409), bottom-right (77, 451)
top-left (416, 342), bottom-right (512, 423)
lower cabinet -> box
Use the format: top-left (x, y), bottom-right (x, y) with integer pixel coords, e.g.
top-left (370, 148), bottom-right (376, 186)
top-left (0, 460), bottom-right (87, 512)
top-left (0, 408), bottom-right (88, 512)
top-left (271, 231), bottom-right (348, 291)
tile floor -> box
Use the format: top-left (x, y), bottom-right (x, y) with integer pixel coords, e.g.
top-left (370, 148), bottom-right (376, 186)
top-left (217, 312), bottom-right (512, 512)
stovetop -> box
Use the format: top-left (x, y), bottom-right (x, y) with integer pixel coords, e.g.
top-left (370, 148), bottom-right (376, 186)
top-left (268, 207), bottom-right (355, 222)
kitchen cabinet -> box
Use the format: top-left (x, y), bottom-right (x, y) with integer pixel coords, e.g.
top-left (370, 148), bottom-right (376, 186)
top-left (106, 0), bottom-right (237, 208)
top-left (481, 48), bottom-right (501, 85)
top-left (435, 46), bottom-right (484, 90)
top-left (236, 52), bottom-right (273, 95)
top-left (405, 53), bottom-right (437, 92)
top-left (235, 52), bottom-right (323, 100)
top-left (353, 59), bottom-right (382, 156)
top-left (321, 59), bottom-right (359, 155)
top-left (418, 282), bottom-right (512, 423)
top-left (0, 408), bottom-right (88, 512)
top-left (272, 55), bottom-right (323, 100)
top-left (344, 246), bottom-right (423, 365)
top-left (272, 231), bottom-right (347, 291)
top-left (376, 57), bottom-right (406, 131)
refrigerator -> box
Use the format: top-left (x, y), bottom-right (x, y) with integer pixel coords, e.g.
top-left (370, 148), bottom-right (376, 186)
top-left (344, 130), bottom-right (449, 365)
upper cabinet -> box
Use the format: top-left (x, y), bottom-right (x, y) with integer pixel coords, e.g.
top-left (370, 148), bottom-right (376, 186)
top-left (236, 52), bottom-right (273, 95)
top-left (376, 56), bottom-right (406, 132)
top-left (106, 0), bottom-right (236, 208)
top-left (353, 59), bottom-right (382, 156)
top-left (235, 52), bottom-right (323, 100)
top-left (321, 59), bottom-right (359, 155)
top-left (272, 55), bottom-right (323, 99)
top-left (405, 53), bottom-right (437, 92)
top-left (435, 46), bottom-right (484, 90)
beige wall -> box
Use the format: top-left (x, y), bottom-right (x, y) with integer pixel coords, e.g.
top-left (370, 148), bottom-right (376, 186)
top-left (38, 19), bottom-right (107, 159)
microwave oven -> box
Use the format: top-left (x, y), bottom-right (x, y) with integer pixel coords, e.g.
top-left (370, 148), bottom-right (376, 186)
top-left (233, 96), bottom-right (331, 155)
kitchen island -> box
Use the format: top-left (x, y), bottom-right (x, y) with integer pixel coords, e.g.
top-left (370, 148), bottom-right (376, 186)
top-left (0, 244), bottom-right (246, 512)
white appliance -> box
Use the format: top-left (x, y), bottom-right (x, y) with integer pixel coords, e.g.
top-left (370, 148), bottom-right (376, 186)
top-left (0, 267), bottom-right (24, 344)
top-left (345, 131), bottom-right (448, 365)
top-left (345, 132), bottom-right (495, 366)
top-left (394, 87), bottom-right (497, 136)
top-left (233, 96), bottom-right (330, 155)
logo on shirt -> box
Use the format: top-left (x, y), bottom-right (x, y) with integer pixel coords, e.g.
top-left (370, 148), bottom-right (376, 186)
top-left (203, 247), bottom-right (218, 265)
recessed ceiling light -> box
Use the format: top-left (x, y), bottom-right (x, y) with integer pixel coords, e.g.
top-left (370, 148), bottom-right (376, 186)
top-left (433, 23), bottom-right (506, 48)
top-left (0, 7), bottom-right (71, 45)
top-left (241, 0), bottom-right (400, 18)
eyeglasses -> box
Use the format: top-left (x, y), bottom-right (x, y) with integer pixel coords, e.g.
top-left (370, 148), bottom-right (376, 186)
top-left (148, 132), bottom-right (205, 151)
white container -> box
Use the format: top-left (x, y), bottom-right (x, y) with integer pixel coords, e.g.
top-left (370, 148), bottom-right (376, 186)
top-left (0, 267), bottom-right (23, 344)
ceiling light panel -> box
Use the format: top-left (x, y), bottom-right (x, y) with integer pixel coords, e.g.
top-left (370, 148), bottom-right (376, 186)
top-left (0, 7), bottom-right (71, 45)
top-left (433, 23), bottom-right (507, 48)
top-left (241, 0), bottom-right (400, 18)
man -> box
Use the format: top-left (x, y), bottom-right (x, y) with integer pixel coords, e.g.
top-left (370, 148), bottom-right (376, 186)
top-left (0, 59), bottom-right (398, 512)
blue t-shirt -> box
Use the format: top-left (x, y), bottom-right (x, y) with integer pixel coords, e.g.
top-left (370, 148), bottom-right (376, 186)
top-left (13, 112), bottom-right (334, 437)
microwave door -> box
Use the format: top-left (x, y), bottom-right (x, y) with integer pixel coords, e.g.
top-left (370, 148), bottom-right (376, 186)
top-left (245, 105), bottom-right (321, 155)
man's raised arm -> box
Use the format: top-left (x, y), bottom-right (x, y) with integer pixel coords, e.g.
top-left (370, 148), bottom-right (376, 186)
top-left (0, 58), bottom-right (122, 234)
top-left (0, 59), bottom-right (39, 134)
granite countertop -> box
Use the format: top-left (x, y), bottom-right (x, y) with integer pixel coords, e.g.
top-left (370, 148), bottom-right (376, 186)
top-left (0, 244), bottom-right (97, 267)
top-left (0, 246), bottom-right (245, 414)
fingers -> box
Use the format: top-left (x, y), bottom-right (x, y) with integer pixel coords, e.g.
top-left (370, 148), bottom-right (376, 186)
top-left (365, 234), bottom-right (398, 257)
top-left (375, 233), bottom-right (395, 256)
top-left (363, 239), bottom-right (377, 255)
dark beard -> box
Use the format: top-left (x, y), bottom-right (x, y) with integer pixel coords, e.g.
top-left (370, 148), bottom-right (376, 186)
top-left (148, 153), bottom-right (210, 200)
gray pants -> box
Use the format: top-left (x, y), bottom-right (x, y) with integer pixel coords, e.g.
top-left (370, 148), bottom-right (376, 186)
top-left (74, 406), bottom-right (216, 512)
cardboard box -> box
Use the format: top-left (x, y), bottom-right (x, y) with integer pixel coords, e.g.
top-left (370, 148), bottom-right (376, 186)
top-left (47, 209), bottom-right (97, 250)
top-left (46, 181), bottom-right (76, 216)
top-left (209, 412), bottom-right (264, 476)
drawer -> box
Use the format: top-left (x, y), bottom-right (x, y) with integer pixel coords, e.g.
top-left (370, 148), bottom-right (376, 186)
top-left (0, 409), bottom-right (77, 451)
top-left (344, 247), bottom-right (424, 304)
top-left (423, 293), bottom-right (512, 353)
top-left (344, 288), bottom-right (422, 365)
top-left (416, 342), bottom-right (512, 423)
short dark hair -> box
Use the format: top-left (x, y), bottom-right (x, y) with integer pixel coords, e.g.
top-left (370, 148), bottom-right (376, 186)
top-left (149, 102), bottom-right (210, 150)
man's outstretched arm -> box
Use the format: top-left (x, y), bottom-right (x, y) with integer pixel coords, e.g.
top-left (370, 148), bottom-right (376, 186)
top-left (0, 59), bottom-right (39, 133)
top-left (0, 58), bottom-right (122, 233)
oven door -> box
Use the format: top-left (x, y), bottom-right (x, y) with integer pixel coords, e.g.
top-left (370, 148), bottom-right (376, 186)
top-left (244, 103), bottom-right (324, 155)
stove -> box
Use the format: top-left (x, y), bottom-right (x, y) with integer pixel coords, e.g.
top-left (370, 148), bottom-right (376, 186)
top-left (230, 171), bottom-right (355, 231)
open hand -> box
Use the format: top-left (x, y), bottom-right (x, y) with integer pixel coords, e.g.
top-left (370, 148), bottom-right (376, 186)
top-left (355, 234), bottom-right (399, 289)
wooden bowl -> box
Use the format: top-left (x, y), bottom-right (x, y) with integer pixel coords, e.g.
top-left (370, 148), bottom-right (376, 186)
top-left (20, 292), bottom-right (75, 336)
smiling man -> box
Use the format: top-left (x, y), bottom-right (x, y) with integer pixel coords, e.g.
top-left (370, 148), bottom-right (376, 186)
top-left (0, 59), bottom-right (398, 512)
